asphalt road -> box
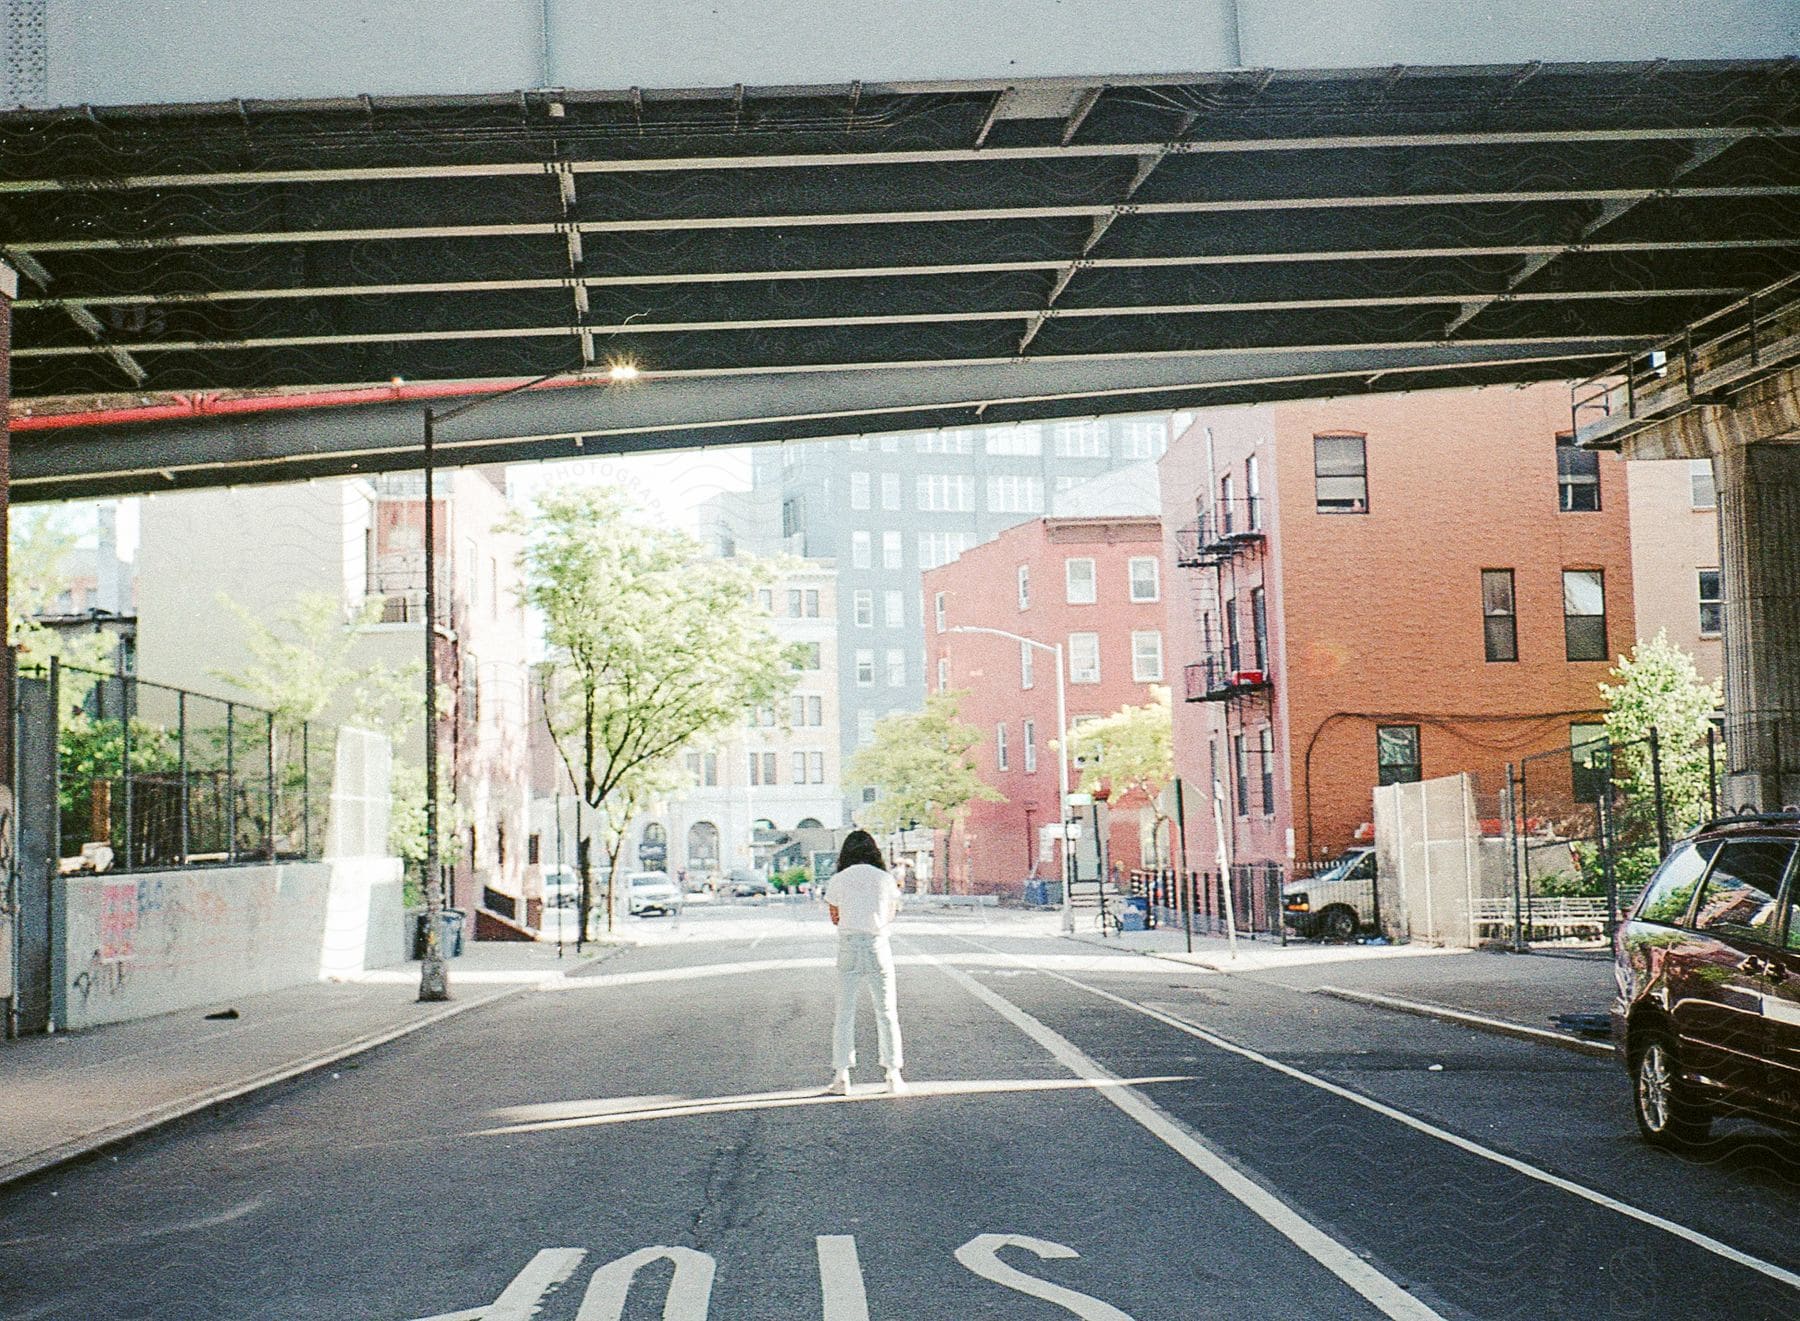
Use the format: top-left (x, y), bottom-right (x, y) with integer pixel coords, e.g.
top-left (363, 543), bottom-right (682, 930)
top-left (3, 906), bottom-right (1798, 1320)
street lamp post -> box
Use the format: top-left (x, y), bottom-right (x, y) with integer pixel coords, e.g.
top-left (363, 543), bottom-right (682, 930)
top-left (947, 625), bottom-right (1074, 934)
top-left (414, 358), bottom-right (639, 1003)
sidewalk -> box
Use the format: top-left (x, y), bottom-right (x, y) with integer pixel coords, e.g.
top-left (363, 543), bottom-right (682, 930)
top-left (0, 940), bottom-right (615, 1191)
top-left (1069, 923), bottom-right (1617, 1055)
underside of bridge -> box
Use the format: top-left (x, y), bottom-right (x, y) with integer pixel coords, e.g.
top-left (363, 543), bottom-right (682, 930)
top-left (1, 59), bottom-right (1797, 501)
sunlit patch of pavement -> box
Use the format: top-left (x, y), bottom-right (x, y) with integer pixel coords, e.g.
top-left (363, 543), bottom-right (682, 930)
top-left (470, 1075), bottom-right (1198, 1137)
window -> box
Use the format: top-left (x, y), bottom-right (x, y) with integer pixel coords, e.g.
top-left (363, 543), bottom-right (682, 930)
top-left (849, 472), bottom-right (871, 510)
top-left (790, 695), bottom-right (824, 726)
top-left (1118, 418), bottom-right (1166, 460)
top-left (799, 642), bottom-right (822, 670)
top-left (757, 587), bottom-right (773, 612)
top-left (932, 592), bottom-right (945, 633)
top-left (1314, 434), bottom-right (1368, 513)
top-left (1020, 642), bottom-right (1035, 690)
top-left (849, 435), bottom-right (870, 452)
top-left (1635, 840), bottom-right (1718, 926)
top-left (1069, 632), bottom-right (1100, 683)
top-left (749, 751), bottom-right (778, 786)
top-left (918, 532), bottom-right (971, 569)
top-left (853, 589), bottom-right (874, 628)
top-left (1250, 587), bottom-right (1268, 672)
top-left (887, 590), bottom-right (906, 630)
top-left (916, 429), bottom-right (973, 454)
top-left (882, 531), bottom-right (903, 569)
top-left (861, 785), bottom-right (878, 804)
top-left (1571, 723), bottom-right (1610, 803)
top-left (857, 712), bottom-right (877, 746)
top-left (1129, 557), bottom-right (1160, 603)
top-left (886, 648), bottom-right (906, 687)
top-left (1556, 433), bottom-right (1600, 512)
top-left (1692, 841), bottom-right (1794, 944)
top-left (1224, 596), bottom-right (1241, 672)
top-left (801, 589), bottom-right (820, 617)
top-left (1017, 565), bottom-right (1030, 610)
top-left (1055, 421), bottom-right (1107, 457)
top-left (1699, 568), bottom-right (1722, 636)
top-left (810, 752), bottom-right (825, 784)
top-left (917, 474), bottom-right (974, 511)
top-left (1234, 734), bottom-right (1250, 814)
top-left (528, 833), bottom-right (541, 865)
top-left (1219, 473), bottom-right (1235, 535)
top-left (786, 589), bottom-right (803, 616)
top-left (807, 695), bottom-right (822, 726)
top-left (1246, 454), bottom-right (1262, 529)
top-left (1376, 725), bottom-right (1421, 786)
top-left (1258, 726), bottom-right (1275, 813)
top-left (1132, 631), bottom-right (1164, 681)
top-left (997, 724), bottom-right (1010, 771)
top-left (986, 474), bottom-right (1044, 513)
top-left (881, 472), bottom-right (901, 511)
top-left (1065, 558), bottom-right (1097, 604)
top-left (793, 751), bottom-right (809, 785)
top-left (1023, 720), bottom-right (1038, 773)
top-left (987, 424), bottom-right (1042, 455)
top-left (937, 657), bottom-right (949, 691)
top-left (782, 497), bottom-right (804, 537)
top-left (879, 434), bottom-right (899, 452)
top-left (1481, 570), bottom-right (1517, 662)
top-left (1690, 459), bottom-right (1716, 510)
top-left (1563, 569), bottom-right (1608, 661)
top-left (851, 531), bottom-right (871, 570)
top-left (855, 649), bottom-right (875, 686)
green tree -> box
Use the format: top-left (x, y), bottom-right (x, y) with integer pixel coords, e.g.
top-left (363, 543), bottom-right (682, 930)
top-left (1071, 685), bottom-right (1175, 864)
top-left (1593, 632), bottom-right (1723, 889)
top-left (846, 691), bottom-right (1002, 849)
top-left (514, 488), bottom-right (799, 938)
top-left (8, 509), bottom-right (116, 672)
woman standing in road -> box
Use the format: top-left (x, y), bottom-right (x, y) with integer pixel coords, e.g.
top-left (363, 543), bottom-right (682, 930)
top-left (824, 830), bottom-right (906, 1095)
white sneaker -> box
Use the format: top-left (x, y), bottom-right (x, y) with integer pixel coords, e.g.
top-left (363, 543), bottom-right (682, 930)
top-left (885, 1069), bottom-right (908, 1095)
top-left (826, 1072), bottom-right (851, 1096)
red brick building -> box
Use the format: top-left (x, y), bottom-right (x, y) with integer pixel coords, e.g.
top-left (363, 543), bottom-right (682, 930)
top-left (924, 507), bottom-right (1169, 893)
top-left (1160, 383), bottom-right (1637, 877)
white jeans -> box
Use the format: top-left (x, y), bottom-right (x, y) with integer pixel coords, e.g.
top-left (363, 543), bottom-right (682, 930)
top-left (832, 931), bottom-right (903, 1072)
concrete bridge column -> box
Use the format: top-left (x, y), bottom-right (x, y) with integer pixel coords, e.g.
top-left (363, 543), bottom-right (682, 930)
top-left (1716, 433), bottom-right (1800, 811)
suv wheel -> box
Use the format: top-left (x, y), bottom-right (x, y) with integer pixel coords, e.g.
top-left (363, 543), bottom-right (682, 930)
top-left (1318, 905), bottom-right (1358, 942)
top-left (1632, 1028), bottom-right (1712, 1150)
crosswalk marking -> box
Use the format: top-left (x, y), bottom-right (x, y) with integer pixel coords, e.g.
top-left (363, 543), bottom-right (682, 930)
top-left (816, 1235), bottom-right (872, 1321)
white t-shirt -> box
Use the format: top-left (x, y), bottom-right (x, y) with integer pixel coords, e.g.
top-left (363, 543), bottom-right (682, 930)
top-left (825, 863), bottom-right (901, 935)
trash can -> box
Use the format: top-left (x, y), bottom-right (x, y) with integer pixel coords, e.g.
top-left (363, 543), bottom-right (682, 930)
top-left (412, 909), bottom-right (467, 959)
top-left (1121, 896), bottom-right (1149, 932)
top-left (1023, 880), bottom-right (1048, 907)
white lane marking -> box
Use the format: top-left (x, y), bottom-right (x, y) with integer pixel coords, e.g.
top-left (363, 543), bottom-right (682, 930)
top-left (924, 952), bottom-right (1445, 1321)
top-left (575, 1245), bottom-right (716, 1320)
top-left (955, 1235), bottom-right (1135, 1320)
top-left (403, 1248), bottom-right (587, 1321)
top-left (817, 1235), bottom-right (872, 1321)
top-left (471, 1076), bottom-right (1197, 1136)
top-left (1016, 952), bottom-right (1800, 1293)
top-left (533, 951), bottom-right (1165, 991)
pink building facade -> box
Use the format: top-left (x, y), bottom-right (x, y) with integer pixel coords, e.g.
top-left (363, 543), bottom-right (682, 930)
top-left (923, 514), bottom-right (1169, 894)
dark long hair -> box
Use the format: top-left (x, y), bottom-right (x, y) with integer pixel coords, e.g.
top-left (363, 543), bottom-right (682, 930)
top-left (835, 829), bottom-right (886, 873)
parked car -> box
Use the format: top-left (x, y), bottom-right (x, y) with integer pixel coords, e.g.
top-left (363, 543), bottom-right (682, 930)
top-left (1283, 847), bottom-right (1379, 940)
top-left (728, 868), bottom-right (774, 898)
top-left (1611, 811), bottom-right (1800, 1148)
top-left (627, 871), bottom-right (682, 916)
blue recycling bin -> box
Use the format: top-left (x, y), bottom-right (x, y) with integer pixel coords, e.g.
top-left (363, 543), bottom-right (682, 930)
top-left (1023, 880), bottom-right (1049, 907)
top-left (1121, 896), bottom-right (1149, 932)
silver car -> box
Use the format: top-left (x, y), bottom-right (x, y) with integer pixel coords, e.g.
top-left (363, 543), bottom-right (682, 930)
top-left (627, 871), bottom-right (681, 916)
top-left (1283, 847), bottom-right (1379, 941)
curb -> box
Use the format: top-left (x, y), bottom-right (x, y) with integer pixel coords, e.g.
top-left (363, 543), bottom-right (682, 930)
top-left (0, 949), bottom-right (621, 1194)
top-left (1314, 985), bottom-right (1615, 1058)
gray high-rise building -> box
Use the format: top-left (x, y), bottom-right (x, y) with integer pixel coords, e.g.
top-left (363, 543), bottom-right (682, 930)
top-left (706, 415), bottom-right (1178, 818)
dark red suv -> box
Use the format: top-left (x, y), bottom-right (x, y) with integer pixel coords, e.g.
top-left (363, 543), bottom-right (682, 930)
top-left (1611, 812), bottom-right (1800, 1148)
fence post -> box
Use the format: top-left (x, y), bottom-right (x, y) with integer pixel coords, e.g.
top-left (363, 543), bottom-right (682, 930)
top-left (1776, 717), bottom-right (1787, 809)
top-left (1706, 725), bottom-right (1719, 821)
top-left (266, 711), bottom-right (277, 862)
top-left (225, 702), bottom-right (236, 864)
top-left (1503, 764), bottom-right (1525, 952)
top-left (302, 721), bottom-right (312, 858)
top-left (1174, 776), bottom-right (1192, 954)
top-left (1597, 782), bottom-right (1619, 939)
top-left (1648, 725), bottom-right (1670, 857)
top-left (177, 690), bottom-right (189, 865)
top-left (120, 671), bottom-right (133, 871)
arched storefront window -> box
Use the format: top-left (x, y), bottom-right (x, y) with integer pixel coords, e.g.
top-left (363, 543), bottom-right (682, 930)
top-left (797, 817), bottom-right (823, 830)
top-left (687, 821), bottom-right (720, 867)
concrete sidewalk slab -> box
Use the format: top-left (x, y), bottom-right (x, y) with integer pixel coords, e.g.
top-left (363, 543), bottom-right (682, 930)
top-left (0, 941), bottom-right (612, 1191)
